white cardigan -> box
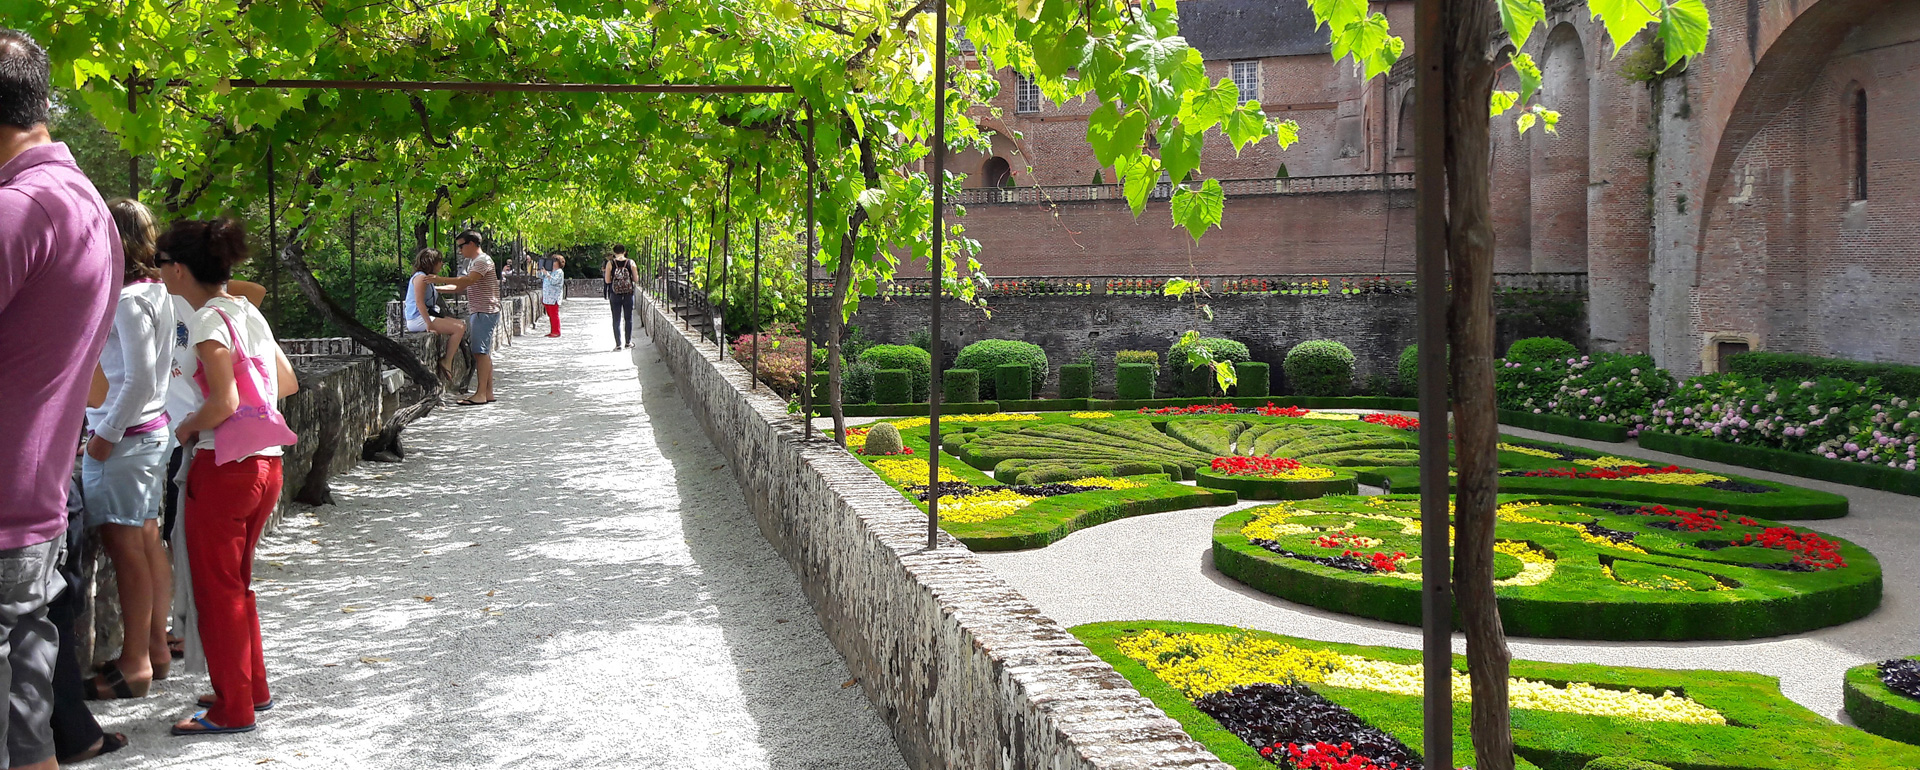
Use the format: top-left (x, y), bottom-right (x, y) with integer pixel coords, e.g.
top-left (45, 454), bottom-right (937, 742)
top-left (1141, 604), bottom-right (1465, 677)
top-left (86, 281), bottom-right (174, 443)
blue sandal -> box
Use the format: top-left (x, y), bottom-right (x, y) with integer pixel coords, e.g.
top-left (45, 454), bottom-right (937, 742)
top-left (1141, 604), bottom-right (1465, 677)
top-left (170, 711), bottom-right (256, 737)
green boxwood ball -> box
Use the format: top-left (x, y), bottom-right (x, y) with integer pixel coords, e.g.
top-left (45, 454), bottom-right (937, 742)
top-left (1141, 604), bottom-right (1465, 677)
top-left (1284, 339), bottom-right (1356, 396)
top-left (858, 344), bottom-right (932, 401)
top-left (955, 339), bottom-right (1048, 399)
top-left (1506, 336), bottom-right (1579, 364)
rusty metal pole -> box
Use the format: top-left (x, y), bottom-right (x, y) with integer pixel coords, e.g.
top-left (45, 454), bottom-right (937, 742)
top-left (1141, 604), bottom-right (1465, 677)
top-left (927, 0), bottom-right (947, 551)
top-left (1414, 0), bottom-right (1454, 767)
top-left (752, 162), bottom-right (763, 390)
top-left (720, 162), bottom-right (733, 360)
top-left (803, 104), bottom-right (817, 431)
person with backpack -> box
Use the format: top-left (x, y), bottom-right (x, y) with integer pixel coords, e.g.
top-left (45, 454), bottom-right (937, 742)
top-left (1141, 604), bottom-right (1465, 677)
top-left (603, 244), bottom-right (637, 350)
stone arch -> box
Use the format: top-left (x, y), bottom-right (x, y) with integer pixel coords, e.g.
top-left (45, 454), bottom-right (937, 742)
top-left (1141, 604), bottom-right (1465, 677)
top-left (1530, 23), bottom-right (1590, 273)
top-left (1490, 47), bottom-right (1532, 272)
top-left (1394, 89), bottom-right (1415, 157)
top-left (981, 157), bottom-right (1013, 188)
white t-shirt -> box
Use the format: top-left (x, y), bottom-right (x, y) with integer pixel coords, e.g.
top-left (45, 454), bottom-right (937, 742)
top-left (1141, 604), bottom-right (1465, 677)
top-left (178, 295), bottom-right (286, 457)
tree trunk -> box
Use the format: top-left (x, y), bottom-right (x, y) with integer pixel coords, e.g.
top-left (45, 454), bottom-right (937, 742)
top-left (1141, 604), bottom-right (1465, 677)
top-left (1445, 2), bottom-right (1512, 769)
top-left (825, 244), bottom-right (856, 445)
top-left (274, 208), bottom-right (444, 464)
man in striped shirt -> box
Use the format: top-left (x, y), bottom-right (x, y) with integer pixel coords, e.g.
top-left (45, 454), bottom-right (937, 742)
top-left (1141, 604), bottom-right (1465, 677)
top-left (443, 230), bottom-right (499, 405)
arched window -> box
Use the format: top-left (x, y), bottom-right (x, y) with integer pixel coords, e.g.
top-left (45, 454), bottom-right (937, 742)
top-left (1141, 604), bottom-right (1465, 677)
top-left (982, 157), bottom-right (1013, 188)
top-left (1394, 90), bottom-right (1415, 157)
top-left (1853, 87), bottom-right (1868, 200)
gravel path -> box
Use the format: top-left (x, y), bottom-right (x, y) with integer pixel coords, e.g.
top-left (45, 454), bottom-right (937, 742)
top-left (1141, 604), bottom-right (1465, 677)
top-left (974, 418), bottom-right (1918, 723)
top-left (87, 300), bottom-right (909, 770)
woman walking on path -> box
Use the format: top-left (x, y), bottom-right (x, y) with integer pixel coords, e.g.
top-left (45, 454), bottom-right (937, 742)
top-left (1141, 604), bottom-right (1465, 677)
top-left (156, 218), bottom-right (299, 737)
top-left (81, 197), bottom-right (177, 702)
top-left (604, 244), bottom-right (636, 350)
top-left (540, 252), bottom-right (565, 337)
top-left (403, 249), bottom-right (466, 382)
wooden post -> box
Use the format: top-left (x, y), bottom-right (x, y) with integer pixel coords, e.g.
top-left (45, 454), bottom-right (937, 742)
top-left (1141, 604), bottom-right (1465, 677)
top-left (1413, 1), bottom-right (1454, 768)
top-left (928, 0), bottom-right (947, 551)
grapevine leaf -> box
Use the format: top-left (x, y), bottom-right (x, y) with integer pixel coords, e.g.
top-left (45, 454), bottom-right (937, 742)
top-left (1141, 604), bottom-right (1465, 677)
top-left (1034, 26), bottom-right (1092, 80)
top-left (1169, 178), bottom-right (1224, 243)
top-left (1309, 0), bottom-right (1368, 33)
top-left (1517, 111), bottom-right (1538, 135)
top-left (1086, 103), bottom-right (1148, 169)
top-left (1659, 0), bottom-right (1713, 69)
top-left (1118, 153), bottom-right (1161, 216)
top-left (1159, 127), bottom-right (1202, 187)
top-left (1223, 103), bottom-right (1269, 153)
top-left (1163, 278), bottom-right (1199, 298)
top-left (1213, 360), bottom-right (1237, 393)
top-left (1587, 0), bottom-right (1660, 57)
top-left (1491, 90), bottom-right (1520, 117)
top-left (1178, 78), bottom-right (1239, 131)
top-left (1498, 0), bottom-right (1547, 50)
top-left (1512, 52), bottom-right (1542, 108)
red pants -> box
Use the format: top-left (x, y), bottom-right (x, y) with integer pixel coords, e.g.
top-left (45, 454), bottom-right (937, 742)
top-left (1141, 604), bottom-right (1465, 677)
top-left (185, 451), bottom-right (280, 727)
top-left (544, 303), bottom-right (561, 335)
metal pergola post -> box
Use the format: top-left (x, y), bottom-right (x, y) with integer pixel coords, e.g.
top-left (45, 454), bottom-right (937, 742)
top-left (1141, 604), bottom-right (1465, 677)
top-left (927, 0), bottom-right (948, 551)
top-left (1414, 0), bottom-right (1454, 767)
top-left (803, 104), bottom-right (817, 432)
top-left (751, 162), bottom-right (764, 390)
top-left (719, 162), bottom-right (734, 359)
top-left (266, 145), bottom-right (279, 323)
top-left (349, 196), bottom-right (358, 322)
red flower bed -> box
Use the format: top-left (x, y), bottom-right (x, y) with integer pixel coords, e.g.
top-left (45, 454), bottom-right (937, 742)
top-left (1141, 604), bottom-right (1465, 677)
top-left (1275, 741), bottom-right (1408, 770)
top-left (1740, 527), bottom-right (1846, 571)
top-left (1633, 504), bottom-right (1725, 531)
top-left (1211, 455), bottom-right (1302, 476)
top-left (1256, 403), bottom-right (1310, 417)
top-left (1361, 413), bottom-right (1419, 430)
top-left (1138, 403), bottom-right (1240, 415)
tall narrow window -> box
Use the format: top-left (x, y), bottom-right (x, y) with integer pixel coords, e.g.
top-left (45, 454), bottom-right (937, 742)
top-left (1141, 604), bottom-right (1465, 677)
top-left (1230, 60), bottom-right (1261, 100)
top-left (1016, 73), bottom-right (1042, 114)
top-left (1854, 88), bottom-right (1869, 200)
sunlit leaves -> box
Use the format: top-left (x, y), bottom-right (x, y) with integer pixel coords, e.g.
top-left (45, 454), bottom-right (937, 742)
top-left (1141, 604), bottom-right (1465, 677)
top-left (1118, 153), bottom-right (1161, 215)
top-left (1169, 178), bottom-right (1224, 243)
top-left (1512, 52), bottom-right (1543, 109)
top-left (1658, 0), bottom-right (1712, 68)
top-left (1327, 11), bottom-right (1402, 80)
top-left (1159, 127), bottom-right (1202, 188)
top-left (1491, 90), bottom-right (1519, 117)
top-left (1177, 79), bottom-right (1239, 132)
top-left (1587, 0), bottom-right (1662, 57)
top-left (1086, 102), bottom-right (1147, 169)
top-left (1499, 0), bottom-right (1548, 50)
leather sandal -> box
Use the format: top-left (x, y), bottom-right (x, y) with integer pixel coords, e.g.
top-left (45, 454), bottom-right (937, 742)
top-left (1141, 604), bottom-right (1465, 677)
top-left (85, 663), bottom-right (149, 700)
top-left (57, 731), bottom-right (126, 763)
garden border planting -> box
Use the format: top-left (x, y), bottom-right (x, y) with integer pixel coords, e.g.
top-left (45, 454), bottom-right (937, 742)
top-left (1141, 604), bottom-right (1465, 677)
top-left (1194, 467), bottom-right (1358, 499)
top-left (1844, 657), bottom-right (1920, 746)
top-left (947, 482), bottom-right (1238, 551)
top-left (1210, 496), bottom-right (1882, 641)
top-left (1638, 431), bottom-right (1920, 497)
top-left (1074, 620), bottom-right (1920, 770)
top-left (638, 292), bottom-right (1230, 770)
top-left (1500, 408), bottom-right (1631, 442)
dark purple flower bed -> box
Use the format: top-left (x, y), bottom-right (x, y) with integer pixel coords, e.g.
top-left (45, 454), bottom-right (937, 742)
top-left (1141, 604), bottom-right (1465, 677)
top-left (1880, 659), bottom-right (1920, 701)
top-left (904, 480), bottom-right (1111, 503)
top-left (1195, 683), bottom-right (1422, 769)
top-left (1248, 540), bottom-right (1386, 575)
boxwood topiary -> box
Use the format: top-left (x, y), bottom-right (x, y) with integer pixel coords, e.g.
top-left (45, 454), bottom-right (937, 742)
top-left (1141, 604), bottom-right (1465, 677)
top-left (1398, 344), bottom-right (1448, 394)
top-left (1507, 336), bottom-right (1579, 363)
top-left (1285, 340), bottom-right (1356, 396)
top-left (858, 344), bottom-right (932, 401)
top-left (995, 363), bottom-right (1033, 400)
top-left (1059, 363), bottom-right (1094, 399)
top-left (944, 368), bottom-right (980, 403)
top-left (1234, 361), bottom-right (1270, 397)
top-left (873, 368), bottom-right (913, 404)
top-left (862, 422), bottom-right (903, 456)
top-left (1170, 337), bottom-right (1252, 396)
top-left (1117, 363), bottom-right (1156, 399)
top-left (956, 339), bottom-right (1048, 399)
top-left (1116, 349), bottom-right (1160, 375)
top-left (842, 360), bottom-right (876, 404)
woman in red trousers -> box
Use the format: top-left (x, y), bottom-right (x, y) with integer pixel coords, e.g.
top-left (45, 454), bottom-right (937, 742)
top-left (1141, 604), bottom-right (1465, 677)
top-left (156, 219), bottom-right (299, 736)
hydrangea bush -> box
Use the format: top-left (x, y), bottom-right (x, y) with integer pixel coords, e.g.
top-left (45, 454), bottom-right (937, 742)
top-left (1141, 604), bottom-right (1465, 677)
top-left (1642, 374), bottom-right (1920, 472)
top-left (1497, 353), bottom-right (1674, 434)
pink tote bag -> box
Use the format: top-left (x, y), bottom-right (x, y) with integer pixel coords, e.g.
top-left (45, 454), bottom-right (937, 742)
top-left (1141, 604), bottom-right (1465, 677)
top-left (193, 307), bottom-right (299, 464)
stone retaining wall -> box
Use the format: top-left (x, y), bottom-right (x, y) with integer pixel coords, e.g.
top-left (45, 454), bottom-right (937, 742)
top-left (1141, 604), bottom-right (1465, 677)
top-left (638, 289), bottom-right (1227, 770)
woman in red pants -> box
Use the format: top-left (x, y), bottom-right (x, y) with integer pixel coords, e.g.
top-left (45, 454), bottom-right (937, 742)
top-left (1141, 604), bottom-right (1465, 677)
top-left (156, 218), bottom-right (299, 736)
top-left (540, 252), bottom-right (566, 336)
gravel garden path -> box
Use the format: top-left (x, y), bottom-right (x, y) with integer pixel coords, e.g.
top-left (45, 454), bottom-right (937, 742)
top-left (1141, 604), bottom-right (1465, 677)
top-left (86, 301), bottom-right (908, 770)
top-left (969, 416), bottom-right (1919, 723)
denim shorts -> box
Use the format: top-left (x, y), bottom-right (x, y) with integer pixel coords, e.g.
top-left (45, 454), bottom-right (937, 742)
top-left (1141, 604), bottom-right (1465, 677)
top-left (80, 431), bottom-right (169, 529)
top-left (468, 311), bottom-right (500, 355)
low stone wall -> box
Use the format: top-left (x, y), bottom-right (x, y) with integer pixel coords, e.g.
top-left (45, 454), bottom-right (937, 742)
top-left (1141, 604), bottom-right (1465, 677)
top-left (638, 290), bottom-right (1227, 770)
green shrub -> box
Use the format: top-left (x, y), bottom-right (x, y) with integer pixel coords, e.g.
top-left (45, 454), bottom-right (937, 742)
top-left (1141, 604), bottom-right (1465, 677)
top-left (1170, 337), bottom-right (1251, 396)
top-left (956, 339), bottom-right (1048, 399)
top-left (858, 344), bottom-right (931, 401)
top-left (1398, 345), bottom-right (1419, 393)
top-left (1729, 351), bottom-right (1920, 398)
top-left (1059, 364), bottom-right (1094, 399)
top-left (811, 370), bottom-right (829, 405)
top-left (862, 423), bottom-right (903, 456)
top-left (995, 363), bottom-right (1033, 400)
top-left (840, 324), bottom-right (874, 362)
top-left (944, 368), bottom-right (980, 403)
top-left (842, 360), bottom-right (876, 404)
top-left (874, 369), bottom-right (913, 404)
top-left (1584, 759), bottom-right (1675, 770)
top-left (1284, 340), bottom-right (1356, 396)
top-left (1117, 363), bottom-right (1156, 399)
top-left (1116, 349), bottom-right (1160, 376)
top-left (1507, 336), bottom-right (1579, 363)
top-left (1233, 361), bottom-right (1270, 397)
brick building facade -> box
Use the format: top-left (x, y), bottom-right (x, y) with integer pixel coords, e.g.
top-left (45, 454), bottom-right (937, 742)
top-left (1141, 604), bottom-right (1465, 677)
top-left (940, 0), bottom-right (1918, 376)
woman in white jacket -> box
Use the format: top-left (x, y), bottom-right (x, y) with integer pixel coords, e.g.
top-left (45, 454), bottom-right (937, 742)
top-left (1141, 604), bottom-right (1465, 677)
top-left (81, 198), bottom-right (176, 699)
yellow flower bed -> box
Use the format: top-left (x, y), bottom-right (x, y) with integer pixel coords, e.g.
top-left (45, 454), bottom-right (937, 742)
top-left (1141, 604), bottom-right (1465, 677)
top-left (1499, 502), bottom-right (1647, 554)
top-left (1602, 564), bottom-right (1727, 592)
top-left (870, 458), bottom-right (964, 485)
top-left (1067, 476), bottom-right (1146, 490)
top-left (1302, 411), bottom-right (1360, 421)
top-left (890, 413), bottom-right (1041, 431)
top-left (1119, 630), bottom-right (1725, 725)
top-left (1070, 411), bottom-right (1114, 419)
top-left (940, 489), bottom-right (1041, 523)
top-left (1493, 540), bottom-right (1556, 587)
top-left (1577, 455), bottom-right (1647, 469)
top-left (1632, 472), bottom-right (1729, 486)
top-left (1268, 465), bottom-right (1339, 480)
top-left (1499, 442), bottom-right (1566, 459)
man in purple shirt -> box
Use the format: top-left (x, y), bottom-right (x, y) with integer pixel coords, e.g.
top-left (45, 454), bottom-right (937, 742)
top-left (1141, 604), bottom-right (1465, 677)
top-left (0, 29), bottom-right (117, 770)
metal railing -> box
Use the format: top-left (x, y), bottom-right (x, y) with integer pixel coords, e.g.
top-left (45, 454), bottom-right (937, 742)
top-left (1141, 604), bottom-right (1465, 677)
top-left (953, 172), bottom-right (1414, 206)
top-left (809, 272), bottom-right (1587, 299)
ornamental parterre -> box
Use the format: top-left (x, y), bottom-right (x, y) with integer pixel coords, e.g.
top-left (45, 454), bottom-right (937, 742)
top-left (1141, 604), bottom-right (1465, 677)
top-left (1219, 496), bottom-right (1881, 640)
